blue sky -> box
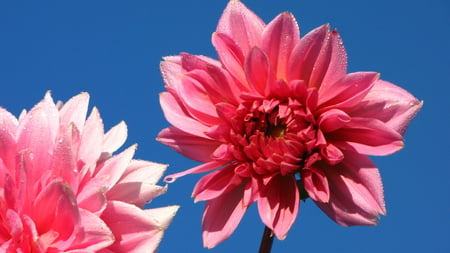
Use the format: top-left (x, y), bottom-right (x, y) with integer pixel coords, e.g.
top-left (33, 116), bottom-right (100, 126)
top-left (0, 0), bottom-right (449, 252)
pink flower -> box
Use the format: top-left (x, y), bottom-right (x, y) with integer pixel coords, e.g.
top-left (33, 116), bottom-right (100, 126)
top-left (0, 92), bottom-right (178, 252)
top-left (158, 0), bottom-right (422, 249)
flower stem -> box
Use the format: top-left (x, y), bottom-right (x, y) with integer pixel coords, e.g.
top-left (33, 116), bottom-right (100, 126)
top-left (258, 226), bottom-right (274, 253)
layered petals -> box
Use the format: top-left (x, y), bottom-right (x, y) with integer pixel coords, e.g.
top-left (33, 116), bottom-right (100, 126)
top-left (159, 0), bottom-right (421, 248)
top-left (0, 92), bottom-right (177, 252)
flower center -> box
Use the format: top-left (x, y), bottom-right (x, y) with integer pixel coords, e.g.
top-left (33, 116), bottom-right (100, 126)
top-left (229, 98), bottom-right (318, 177)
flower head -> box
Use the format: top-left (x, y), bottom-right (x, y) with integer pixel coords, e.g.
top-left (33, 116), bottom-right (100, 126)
top-left (158, 0), bottom-right (421, 248)
top-left (0, 92), bottom-right (178, 252)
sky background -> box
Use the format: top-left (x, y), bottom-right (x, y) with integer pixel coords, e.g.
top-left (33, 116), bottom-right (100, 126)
top-left (0, 0), bottom-right (449, 252)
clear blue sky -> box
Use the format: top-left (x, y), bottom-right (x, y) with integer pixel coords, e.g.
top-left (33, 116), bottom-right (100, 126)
top-left (0, 0), bottom-right (448, 252)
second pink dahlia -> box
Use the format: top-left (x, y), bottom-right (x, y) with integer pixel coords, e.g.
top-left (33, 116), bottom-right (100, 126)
top-left (158, 0), bottom-right (422, 248)
top-left (0, 92), bottom-right (178, 252)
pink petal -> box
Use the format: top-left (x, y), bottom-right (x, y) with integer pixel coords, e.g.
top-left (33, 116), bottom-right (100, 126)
top-left (58, 92), bottom-right (89, 133)
top-left (202, 184), bottom-right (247, 249)
top-left (180, 53), bottom-right (242, 104)
top-left (107, 182), bottom-right (167, 207)
top-left (78, 107), bottom-right (104, 171)
top-left (103, 121), bottom-right (127, 154)
top-left (159, 92), bottom-right (212, 139)
top-left (287, 24), bottom-right (329, 87)
top-left (257, 175), bottom-right (299, 240)
top-left (69, 209), bottom-right (114, 252)
top-left (177, 75), bottom-right (221, 125)
top-left (32, 179), bottom-right (80, 242)
top-left (164, 160), bottom-right (228, 183)
top-left (318, 72), bottom-right (380, 111)
top-left (192, 163), bottom-right (244, 202)
top-left (0, 106), bottom-right (18, 137)
top-left (318, 108), bottom-right (351, 133)
top-left (0, 123), bottom-right (17, 170)
top-left (212, 32), bottom-right (247, 86)
top-left (316, 30), bottom-right (348, 90)
top-left (262, 12), bottom-right (299, 80)
top-left (330, 117), bottom-right (404, 156)
top-left (94, 145), bottom-right (136, 189)
top-left (101, 201), bottom-right (177, 253)
top-left (160, 56), bottom-right (183, 90)
top-left (217, 0), bottom-right (265, 54)
top-left (157, 127), bottom-right (221, 162)
top-left (51, 125), bottom-right (78, 191)
top-left (118, 160), bottom-right (167, 185)
top-left (245, 47), bottom-right (273, 96)
top-left (16, 93), bottom-right (59, 184)
top-left (351, 79), bottom-right (423, 135)
top-left (316, 153), bottom-right (385, 226)
top-left (301, 165), bottom-right (330, 203)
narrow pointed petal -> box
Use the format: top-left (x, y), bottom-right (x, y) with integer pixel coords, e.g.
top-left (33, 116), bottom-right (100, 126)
top-left (79, 107), bottom-right (104, 170)
top-left (262, 12), bottom-right (299, 79)
top-left (318, 30), bottom-right (348, 89)
top-left (217, 0), bottom-right (265, 54)
top-left (202, 184), bottom-right (247, 249)
top-left (119, 160), bottom-right (167, 185)
top-left (164, 160), bottom-right (229, 183)
top-left (103, 121), bottom-right (127, 154)
top-left (58, 92), bottom-right (89, 133)
top-left (287, 24), bottom-right (329, 86)
top-left (351, 79), bottom-right (423, 134)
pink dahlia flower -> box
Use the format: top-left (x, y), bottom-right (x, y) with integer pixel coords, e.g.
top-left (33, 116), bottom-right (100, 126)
top-left (0, 92), bottom-right (178, 252)
top-left (158, 0), bottom-right (422, 248)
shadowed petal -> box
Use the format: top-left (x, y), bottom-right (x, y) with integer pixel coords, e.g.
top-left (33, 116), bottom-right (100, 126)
top-left (193, 164), bottom-right (244, 202)
top-left (202, 184), bottom-right (247, 249)
top-left (316, 153), bottom-right (385, 226)
top-left (257, 175), bottom-right (299, 240)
